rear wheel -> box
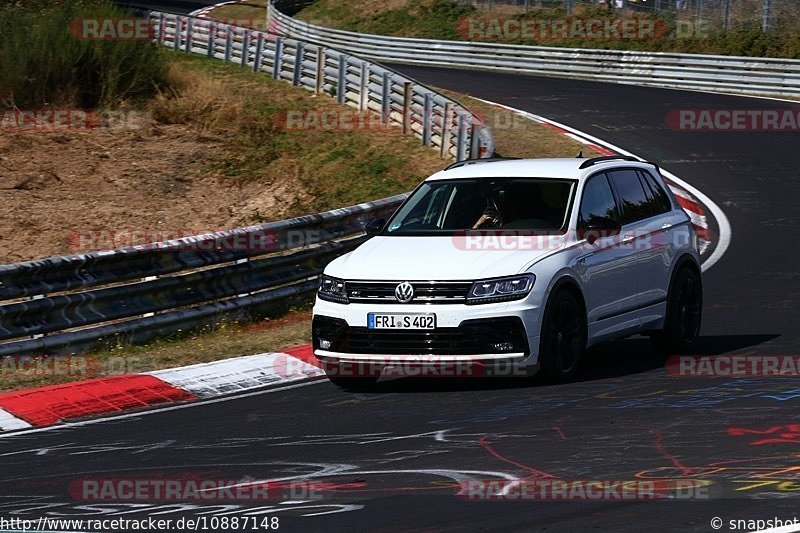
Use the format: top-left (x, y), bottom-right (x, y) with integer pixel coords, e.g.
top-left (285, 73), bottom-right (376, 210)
top-left (651, 266), bottom-right (702, 354)
top-left (539, 289), bottom-right (587, 382)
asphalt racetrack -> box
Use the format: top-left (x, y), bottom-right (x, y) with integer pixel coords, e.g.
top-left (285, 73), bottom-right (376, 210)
top-left (3, 3), bottom-right (800, 531)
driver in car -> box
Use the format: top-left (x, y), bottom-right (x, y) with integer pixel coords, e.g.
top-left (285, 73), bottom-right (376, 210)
top-left (473, 189), bottom-right (516, 229)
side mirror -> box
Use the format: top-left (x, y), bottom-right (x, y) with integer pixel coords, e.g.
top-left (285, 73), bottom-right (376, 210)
top-left (365, 218), bottom-right (386, 237)
top-left (578, 217), bottom-right (621, 245)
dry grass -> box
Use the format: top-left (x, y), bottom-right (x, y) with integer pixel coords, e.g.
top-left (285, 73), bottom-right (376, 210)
top-left (445, 91), bottom-right (603, 158)
top-left (0, 53), bottom-right (448, 262)
top-left (0, 309), bottom-right (312, 392)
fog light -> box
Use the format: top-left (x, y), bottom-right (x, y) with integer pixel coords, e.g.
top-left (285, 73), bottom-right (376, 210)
top-left (320, 339), bottom-right (332, 350)
top-left (491, 341), bottom-right (515, 352)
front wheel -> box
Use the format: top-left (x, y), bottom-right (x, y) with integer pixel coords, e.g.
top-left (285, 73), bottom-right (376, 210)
top-left (651, 266), bottom-right (702, 354)
top-left (539, 289), bottom-right (587, 382)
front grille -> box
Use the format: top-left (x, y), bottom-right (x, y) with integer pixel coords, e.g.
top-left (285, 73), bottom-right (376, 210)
top-left (346, 281), bottom-right (471, 304)
top-left (313, 316), bottom-right (528, 356)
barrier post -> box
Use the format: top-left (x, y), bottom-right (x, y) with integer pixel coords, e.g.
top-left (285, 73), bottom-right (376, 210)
top-left (207, 22), bottom-right (217, 58)
top-left (293, 42), bottom-right (305, 86)
top-left (185, 18), bottom-right (193, 52)
top-left (224, 26), bottom-right (233, 62)
top-left (241, 29), bottom-right (251, 67)
top-left (173, 18), bottom-right (181, 51)
top-left (337, 54), bottom-right (348, 104)
top-left (423, 93), bottom-right (433, 147)
top-left (359, 62), bottom-right (369, 111)
top-left (273, 37), bottom-right (284, 79)
top-left (402, 82), bottom-right (413, 134)
top-left (441, 102), bottom-right (454, 159)
top-left (254, 32), bottom-right (265, 72)
top-left (381, 72), bottom-right (391, 122)
top-left (456, 113), bottom-right (467, 162)
top-left (316, 48), bottom-right (326, 94)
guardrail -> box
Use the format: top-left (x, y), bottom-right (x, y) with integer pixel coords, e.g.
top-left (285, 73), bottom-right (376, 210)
top-left (269, 2), bottom-right (800, 97)
top-left (0, 195), bottom-right (405, 356)
top-left (454, 0), bottom-right (800, 32)
top-left (147, 9), bottom-right (494, 160)
top-left (0, 8), bottom-right (497, 356)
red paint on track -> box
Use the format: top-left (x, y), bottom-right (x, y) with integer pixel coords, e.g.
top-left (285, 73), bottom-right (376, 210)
top-left (674, 194), bottom-right (704, 216)
top-left (585, 144), bottom-right (615, 156)
top-left (541, 123), bottom-right (567, 134)
top-left (0, 375), bottom-right (196, 426)
top-left (284, 344), bottom-right (320, 367)
top-left (479, 435), bottom-right (558, 479)
top-left (651, 429), bottom-right (697, 476)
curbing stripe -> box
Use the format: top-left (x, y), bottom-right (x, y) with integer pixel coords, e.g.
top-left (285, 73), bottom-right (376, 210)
top-left (149, 351), bottom-right (323, 398)
top-left (0, 375), bottom-right (196, 426)
top-left (0, 407), bottom-right (31, 430)
top-left (0, 349), bottom-right (318, 431)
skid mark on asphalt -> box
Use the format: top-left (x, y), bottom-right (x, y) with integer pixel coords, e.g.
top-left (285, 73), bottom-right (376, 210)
top-left (478, 435), bottom-right (557, 479)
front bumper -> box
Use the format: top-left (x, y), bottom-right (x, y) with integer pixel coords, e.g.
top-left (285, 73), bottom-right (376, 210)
top-left (312, 295), bottom-right (546, 375)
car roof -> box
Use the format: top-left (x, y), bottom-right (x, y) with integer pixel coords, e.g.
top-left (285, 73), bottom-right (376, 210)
top-left (426, 158), bottom-right (658, 182)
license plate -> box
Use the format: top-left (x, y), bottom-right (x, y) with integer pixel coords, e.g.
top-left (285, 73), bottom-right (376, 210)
top-left (368, 313), bottom-right (436, 330)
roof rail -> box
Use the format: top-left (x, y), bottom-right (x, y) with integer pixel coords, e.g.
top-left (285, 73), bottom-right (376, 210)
top-left (445, 157), bottom-right (521, 171)
top-left (578, 155), bottom-right (640, 169)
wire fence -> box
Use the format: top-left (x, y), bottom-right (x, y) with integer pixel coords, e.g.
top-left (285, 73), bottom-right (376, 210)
top-left (455, 0), bottom-right (800, 31)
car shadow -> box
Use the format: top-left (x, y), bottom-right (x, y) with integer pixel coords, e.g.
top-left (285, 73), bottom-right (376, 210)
top-left (339, 333), bottom-right (781, 393)
top-left (575, 333), bottom-right (781, 382)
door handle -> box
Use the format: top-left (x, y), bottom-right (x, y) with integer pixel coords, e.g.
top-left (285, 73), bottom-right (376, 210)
top-left (662, 223), bottom-right (673, 231)
top-left (621, 234), bottom-right (635, 245)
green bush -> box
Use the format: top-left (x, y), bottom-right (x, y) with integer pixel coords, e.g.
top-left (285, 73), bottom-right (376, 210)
top-left (0, 0), bottom-right (168, 109)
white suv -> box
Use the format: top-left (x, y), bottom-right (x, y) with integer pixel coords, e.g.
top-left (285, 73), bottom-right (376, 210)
top-left (312, 156), bottom-right (702, 387)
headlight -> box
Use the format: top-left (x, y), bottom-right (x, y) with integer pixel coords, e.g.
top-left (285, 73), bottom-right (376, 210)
top-left (466, 274), bottom-right (535, 305)
top-left (318, 275), bottom-right (349, 304)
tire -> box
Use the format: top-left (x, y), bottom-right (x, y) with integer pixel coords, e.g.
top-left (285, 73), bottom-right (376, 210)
top-left (651, 266), bottom-right (702, 354)
top-left (539, 289), bottom-right (587, 382)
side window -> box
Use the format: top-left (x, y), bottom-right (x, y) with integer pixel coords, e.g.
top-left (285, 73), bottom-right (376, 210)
top-left (607, 169), bottom-right (656, 224)
top-left (579, 173), bottom-right (619, 227)
top-left (637, 170), bottom-right (672, 214)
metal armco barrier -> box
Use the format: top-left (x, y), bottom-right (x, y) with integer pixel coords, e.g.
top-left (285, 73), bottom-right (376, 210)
top-left (0, 195), bottom-right (406, 356)
top-left (269, 1), bottom-right (800, 97)
top-left (145, 8), bottom-right (495, 160)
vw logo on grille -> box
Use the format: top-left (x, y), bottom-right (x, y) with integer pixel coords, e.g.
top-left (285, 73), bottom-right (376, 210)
top-left (394, 282), bottom-right (414, 303)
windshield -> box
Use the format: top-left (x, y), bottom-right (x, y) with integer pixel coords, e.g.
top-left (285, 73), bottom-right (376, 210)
top-left (385, 177), bottom-right (577, 236)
